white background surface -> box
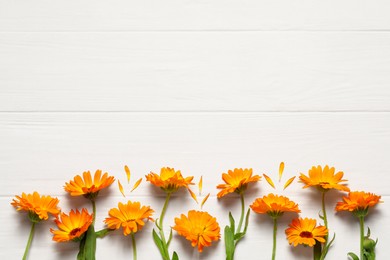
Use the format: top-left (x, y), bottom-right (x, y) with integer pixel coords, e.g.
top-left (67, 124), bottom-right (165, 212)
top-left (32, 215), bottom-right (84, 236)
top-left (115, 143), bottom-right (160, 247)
top-left (1, 1), bottom-right (389, 259)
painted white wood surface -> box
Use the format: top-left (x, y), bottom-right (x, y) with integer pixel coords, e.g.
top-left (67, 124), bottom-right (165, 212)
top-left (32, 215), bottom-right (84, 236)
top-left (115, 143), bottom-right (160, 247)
top-left (1, 0), bottom-right (390, 31)
top-left (1, 1), bottom-right (390, 259)
top-left (1, 33), bottom-right (390, 112)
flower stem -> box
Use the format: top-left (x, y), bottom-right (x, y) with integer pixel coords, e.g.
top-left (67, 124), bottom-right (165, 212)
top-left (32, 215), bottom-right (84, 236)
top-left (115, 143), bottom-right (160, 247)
top-left (313, 241), bottom-right (322, 260)
top-left (158, 192), bottom-right (172, 258)
top-left (131, 232), bottom-right (137, 260)
top-left (320, 192), bottom-right (328, 260)
top-left (236, 193), bottom-right (245, 234)
top-left (272, 217), bottom-right (278, 260)
top-left (91, 199), bottom-right (96, 225)
top-left (23, 222), bottom-right (36, 260)
top-left (321, 192), bottom-right (328, 229)
top-left (159, 192), bottom-right (172, 229)
top-left (359, 216), bottom-right (364, 260)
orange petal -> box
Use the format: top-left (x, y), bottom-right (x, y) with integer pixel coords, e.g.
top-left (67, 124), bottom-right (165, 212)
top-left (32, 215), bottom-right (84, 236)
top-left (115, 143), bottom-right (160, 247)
top-left (263, 174), bottom-right (275, 189)
top-left (188, 188), bottom-right (198, 204)
top-left (201, 193), bottom-right (210, 209)
top-left (118, 180), bottom-right (125, 197)
top-left (131, 178), bottom-right (142, 192)
top-left (124, 165), bottom-right (131, 183)
top-left (283, 176), bottom-right (296, 190)
top-left (279, 162), bottom-right (285, 182)
top-left (198, 176), bottom-right (203, 196)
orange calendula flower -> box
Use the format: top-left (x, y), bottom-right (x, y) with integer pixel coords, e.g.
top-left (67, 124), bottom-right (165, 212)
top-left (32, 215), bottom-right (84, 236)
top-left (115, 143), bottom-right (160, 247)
top-left (173, 210), bottom-right (220, 252)
top-left (51, 208), bottom-right (93, 242)
top-left (105, 201), bottom-right (154, 236)
top-left (250, 193), bottom-right (300, 219)
top-left (64, 170), bottom-right (115, 199)
top-left (11, 191), bottom-right (60, 221)
top-left (299, 165), bottom-right (350, 192)
top-left (216, 168), bottom-right (261, 198)
top-left (285, 218), bottom-right (328, 247)
top-left (145, 167), bottom-right (194, 193)
top-left (335, 191), bottom-right (382, 217)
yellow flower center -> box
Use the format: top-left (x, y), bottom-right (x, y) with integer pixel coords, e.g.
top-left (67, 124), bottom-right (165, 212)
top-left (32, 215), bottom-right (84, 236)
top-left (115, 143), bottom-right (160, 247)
top-left (299, 231), bottom-right (313, 238)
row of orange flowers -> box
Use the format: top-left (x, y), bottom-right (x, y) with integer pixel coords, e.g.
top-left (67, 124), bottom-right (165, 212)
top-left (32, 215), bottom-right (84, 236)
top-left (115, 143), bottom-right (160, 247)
top-left (12, 165), bottom-right (382, 260)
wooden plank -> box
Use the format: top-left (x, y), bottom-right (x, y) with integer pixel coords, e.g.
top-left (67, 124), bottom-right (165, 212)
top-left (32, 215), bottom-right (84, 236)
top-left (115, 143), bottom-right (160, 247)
top-left (1, 112), bottom-right (389, 195)
top-left (1, 32), bottom-right (390, 112)
top-left (1, 0), bottom-right (390, 31)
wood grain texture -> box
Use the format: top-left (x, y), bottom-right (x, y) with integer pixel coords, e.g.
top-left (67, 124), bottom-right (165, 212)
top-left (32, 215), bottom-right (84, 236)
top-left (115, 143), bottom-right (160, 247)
top-left (1, 0), bottom-right (390, 32)
top-left (2, 112), bottom-right (389, 194)
top-left (1, 1), bottom-right (390, 259)
top-left (2, 112), bottom-right (389, 259)
top-left (1, 32), bottom-right (390, 112)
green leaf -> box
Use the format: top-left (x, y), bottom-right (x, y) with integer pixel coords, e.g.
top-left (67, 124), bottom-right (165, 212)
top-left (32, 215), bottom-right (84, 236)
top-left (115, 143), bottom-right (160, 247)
top-left (152, 229), bottom-right (169, 260)
top-left (243, 209), bottom-right (250, 234)
top-left (172, 251), bottom-right (179, 260)
top-left (347, 252), bottom-right (359, 260)
top-left (234, 209), bottom-right (250, 243)
top-left (366, 227), bottom-right (371, 238)
top-left (326, 233), bottom-right (336, 250)
top-left (95, 228), bottom-right (110, 238)
top-left (234, 232), bottom-right (245, 241)
top-left (320, 232), bottom-right (335, 259)
top-left (167, 228), bottom-right (173, 247)
top-left (224, 226), bottom-right (235, 260)
top-left (364, 250), bottom-right (376, 260)
top-left (84, 224), bottom-right (97, 260)
top-left (228, 212), bottom-right (235, 232)
top-left (155, 218), bottom-right (161, 230)
top-left (152, 229), bottom-right (164, 252)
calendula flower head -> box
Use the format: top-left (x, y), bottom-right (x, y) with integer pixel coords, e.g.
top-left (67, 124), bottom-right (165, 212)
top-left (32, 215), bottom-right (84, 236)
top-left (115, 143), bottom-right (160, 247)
top-left (51, 208), bottom-right (93, 242)
top-left (64, 170), bottom-right (115, 200)
top-left (250, 193), bottom-right (300, 219)
top-left (335, 191), bottom-right (382, 218)
top-left (216, 168), bottom-right (261, 198)
top-left (285, 218), bottom-right (328, 247)
top-left (173, 210), bottom-right (220, 252)
top-left (299, 165), bottom-right (350, 193)
top-left (145, 167), bottom-right (194, 193)
top-left (105, 201), bottom-right (154, 236)
top-left (11, 191), bottom-right (60, 222)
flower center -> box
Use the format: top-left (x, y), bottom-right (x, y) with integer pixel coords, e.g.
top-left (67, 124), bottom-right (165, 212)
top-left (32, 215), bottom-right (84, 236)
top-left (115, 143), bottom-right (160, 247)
top-left (70, 228), bottom-right (81, 236)
top-left (299, 231), bottom-right (313, 238)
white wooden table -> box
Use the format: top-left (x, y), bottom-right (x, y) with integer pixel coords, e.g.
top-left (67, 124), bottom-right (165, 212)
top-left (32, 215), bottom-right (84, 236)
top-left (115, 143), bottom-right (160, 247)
top-left (1, 1), bottom-right (389, 259)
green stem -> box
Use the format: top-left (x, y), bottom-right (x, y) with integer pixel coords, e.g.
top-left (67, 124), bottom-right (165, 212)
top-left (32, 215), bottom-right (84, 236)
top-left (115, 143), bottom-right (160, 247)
top-left (236, 193), bottom-right (245, 234)
top-left (272, 217), bottom-right (278, 260)
top-left (23, 222), bottom-right (36, 260)
top-left (159, 192), bottom-right (172, 229)
top-left (158, 192), bottom-right (172, 259)
top-left (91, 199), bottom-right (96, 225)
top-left (131, 232), bottom-right (137, 260)
top-left (313, 241), bottom-right (322, 260)
top-left (321, 192), bottom-right (328, 229)
top-left (359, 216), bottom-right (364, 260)
top-left (320, 192), bottom-right (328, 260)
